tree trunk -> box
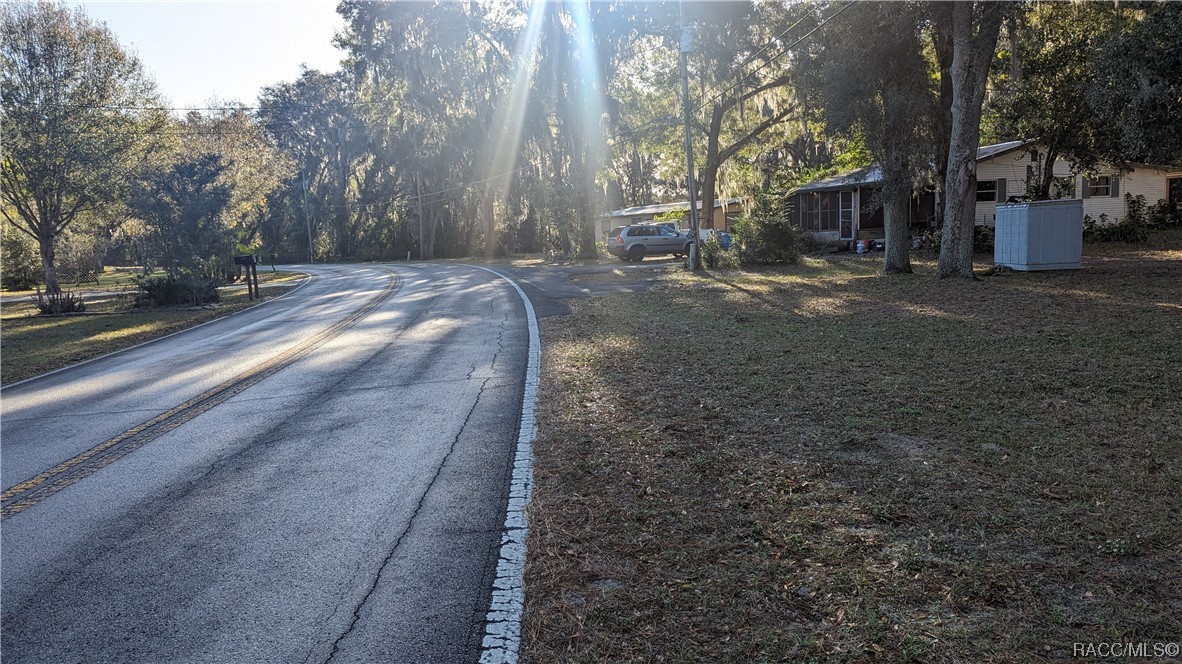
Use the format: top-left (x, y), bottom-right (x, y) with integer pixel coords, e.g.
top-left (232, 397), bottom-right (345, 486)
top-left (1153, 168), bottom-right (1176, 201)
top-left (416, 174), bottom-right (433, 259)
top-left (883, 191), bottom-right (912, 274)
top-left (939, 127), bottom-right (978, 279)
top-left (699, 103), bottom-right (725, 229)
top-left (481, 194), bottom-right (496, 258)
top-left (1035, 148), bottom-right (1059, 201)
top-left (38, 233), bottom-right (61, 294)
top-left (931, 3), bottom-right (954, 230)
top-left (936, 2), bottom-right (1005, 279)
top-left (881, 80), bottom-right (913, 275)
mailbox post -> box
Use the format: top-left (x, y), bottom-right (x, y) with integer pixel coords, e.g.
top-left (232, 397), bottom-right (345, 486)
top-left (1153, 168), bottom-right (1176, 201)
top-left (233, 254), bottom-right (261, 300)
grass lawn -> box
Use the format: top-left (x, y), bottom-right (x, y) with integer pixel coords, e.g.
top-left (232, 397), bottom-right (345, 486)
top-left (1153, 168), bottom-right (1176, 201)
top-left (522, 238), bottom-right (1181, 662)
top-left (0, 265), bottom-right (305, 297)
top-left (2, 266), bottom-right (161, 296)
top-left (0, 271), bottom-right (305, 385)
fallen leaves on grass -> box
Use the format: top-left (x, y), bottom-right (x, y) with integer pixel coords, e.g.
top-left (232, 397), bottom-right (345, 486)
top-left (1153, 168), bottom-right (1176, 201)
top-left (522, 245), bottom-right (1182, 663)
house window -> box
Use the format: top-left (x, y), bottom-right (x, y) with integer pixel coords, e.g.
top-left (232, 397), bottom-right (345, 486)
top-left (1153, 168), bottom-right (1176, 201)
top-left (802, 193), bottom-right (819, 231)
top-left (1087, 176), bottom-right (1111, 197)
top-left (976, 180), bottom-right (997, 202)
top-left (818, 192), bottom-right (840, 231)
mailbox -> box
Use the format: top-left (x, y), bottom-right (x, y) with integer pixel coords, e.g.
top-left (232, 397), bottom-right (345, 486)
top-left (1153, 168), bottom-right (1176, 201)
top-left (233, 254), bottom-right (260, 266)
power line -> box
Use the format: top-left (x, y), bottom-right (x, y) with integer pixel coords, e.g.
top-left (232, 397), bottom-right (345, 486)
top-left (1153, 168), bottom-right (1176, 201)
top-left (301, 168), bottom-right (525, 212)
top-left (728, 7), bottom-right (820, 81)
top-left (693, 1), bottom-right (855, 115)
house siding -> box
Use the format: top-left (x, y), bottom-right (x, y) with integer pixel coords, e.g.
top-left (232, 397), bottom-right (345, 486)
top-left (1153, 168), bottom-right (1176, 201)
top-left (1079, 166), bottom-right (1173, 223)
top-left (974, 147), bottom-right (1176, 225)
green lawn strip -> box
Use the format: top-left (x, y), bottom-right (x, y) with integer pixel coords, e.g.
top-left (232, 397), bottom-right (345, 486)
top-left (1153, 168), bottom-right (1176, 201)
top-left (0, 282), bottom-right (302, 385)
top-left (1, 267), bottom-right (304, 297)
top-left (1, 267), bottom-right (160, 296)
top-left (523, 250), bottom-right (1181, 662)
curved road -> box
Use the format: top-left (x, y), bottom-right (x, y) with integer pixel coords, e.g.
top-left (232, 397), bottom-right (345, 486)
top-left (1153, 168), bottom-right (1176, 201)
top-left (1, 263), bottom-right (529, 663)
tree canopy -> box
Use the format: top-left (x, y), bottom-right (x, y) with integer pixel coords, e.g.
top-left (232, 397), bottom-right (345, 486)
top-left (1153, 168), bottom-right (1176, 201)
top-left (4, 0), bottom-right (1177, 280)
top-left (1, 1), bottom-right (166, 291)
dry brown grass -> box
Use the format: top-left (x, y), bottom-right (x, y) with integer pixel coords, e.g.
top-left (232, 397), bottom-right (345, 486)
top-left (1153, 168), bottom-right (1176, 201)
top-left (522, 239), bottom-right (1181, 662)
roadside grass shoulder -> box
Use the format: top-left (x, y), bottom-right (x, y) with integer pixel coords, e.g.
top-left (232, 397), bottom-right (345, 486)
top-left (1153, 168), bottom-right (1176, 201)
top-left (0, 265), bottom-right (304, 298)
top-left (0, 272), bottom-right (305, 385)
top-left (523, 248), bottom-right (1181, 661)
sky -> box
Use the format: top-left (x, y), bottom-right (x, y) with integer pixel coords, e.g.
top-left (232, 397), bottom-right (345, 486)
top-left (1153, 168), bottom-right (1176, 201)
top-left (79, 1), bottom-right (347, 109)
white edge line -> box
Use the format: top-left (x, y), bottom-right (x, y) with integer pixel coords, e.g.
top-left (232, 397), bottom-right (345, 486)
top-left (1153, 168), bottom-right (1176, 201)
top-left (466, 264), bottom-right (539, 664)
top-left (0, 273), bottom-right (312, 392)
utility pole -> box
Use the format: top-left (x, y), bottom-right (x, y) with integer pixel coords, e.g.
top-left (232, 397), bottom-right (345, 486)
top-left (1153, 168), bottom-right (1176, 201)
top-left (416, 173), bottom-right (428, 260)
top-left (679, 25), bottom-right (702, 270)
top-left (302, 175), bottom-right (314, 264)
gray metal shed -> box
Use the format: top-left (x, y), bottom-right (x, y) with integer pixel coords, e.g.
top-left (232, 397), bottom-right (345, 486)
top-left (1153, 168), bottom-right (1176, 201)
top-left (994, 199), bottom-right (1083, 271)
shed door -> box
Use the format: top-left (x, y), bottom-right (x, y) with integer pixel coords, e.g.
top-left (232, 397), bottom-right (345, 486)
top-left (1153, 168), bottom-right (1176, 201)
top-left (1169, 177), bottom-right (1182, 214)
top-left (839, 191), bottom-right (855, 240)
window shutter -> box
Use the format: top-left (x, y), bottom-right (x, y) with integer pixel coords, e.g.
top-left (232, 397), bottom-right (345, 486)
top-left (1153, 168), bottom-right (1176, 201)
top-left (1081, 176), bottom-right (1090, 199)
top-left (1111, 176), bottom-right (1120, 198)
top-left (996, 179), bottom-right (1007, 203)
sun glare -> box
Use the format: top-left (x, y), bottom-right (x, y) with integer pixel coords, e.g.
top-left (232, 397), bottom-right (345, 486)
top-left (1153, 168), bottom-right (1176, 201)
top-left (483, 1), bottom-right (607, 207)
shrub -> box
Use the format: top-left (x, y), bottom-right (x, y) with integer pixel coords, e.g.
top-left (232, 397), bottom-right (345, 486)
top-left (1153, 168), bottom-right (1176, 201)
top-left (699, 235), bottom-right (741, 270)
top-left (1, 228), bottom-right (43, 291)
top-left (135, 271), bottom-right (220, 307)
top-left (1084, 199), bottom-right (1150, 243)
top-left (919, 229), bottom-right (942, 257)
top-left (34, 288), bottom-right (86, 314)
top-left (973, 225), bottom-right (995, 253)
top-left (1147, 199), bottom-right (1182, 229)
top-left (733, 194), bottom-right (805, 265)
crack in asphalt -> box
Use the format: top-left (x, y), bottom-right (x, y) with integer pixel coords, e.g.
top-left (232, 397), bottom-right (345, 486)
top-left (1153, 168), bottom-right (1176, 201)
top-left (1, 268), bottom-right (403, 518)
top-left (319, 270), bottom-right (517, 664)
top-left (2, 269), bottom-right (419, 623)
top-left (5, 264), bottom-right (527, 663)
top-left (320, 375), bottom-right (495, 664)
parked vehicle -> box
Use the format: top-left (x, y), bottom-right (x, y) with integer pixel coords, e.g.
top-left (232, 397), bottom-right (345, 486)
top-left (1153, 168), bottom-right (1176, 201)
top-left (608, 225), bottom-right (694, 261)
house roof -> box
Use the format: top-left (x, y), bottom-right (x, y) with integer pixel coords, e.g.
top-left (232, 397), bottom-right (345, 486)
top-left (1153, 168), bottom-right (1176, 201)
top-left (790, 165), bottom-right (883, 194)
top-left (604, 198), bottom-right (744, 218)
top-left (790, 140), bottom-right (1035, 194)
top-left (976, 139), bottom-right (1031, 161)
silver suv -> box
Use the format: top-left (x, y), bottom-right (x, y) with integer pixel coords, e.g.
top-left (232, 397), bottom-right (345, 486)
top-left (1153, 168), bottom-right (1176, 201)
top-left (608, 225), bottom-right (692, 262)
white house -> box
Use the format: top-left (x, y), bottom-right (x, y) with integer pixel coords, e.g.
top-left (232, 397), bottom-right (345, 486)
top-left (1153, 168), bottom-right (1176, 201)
top-left (972, 141), bottom-right (1180, 226)
top-left (787, 140), bottom-right (1182, 243)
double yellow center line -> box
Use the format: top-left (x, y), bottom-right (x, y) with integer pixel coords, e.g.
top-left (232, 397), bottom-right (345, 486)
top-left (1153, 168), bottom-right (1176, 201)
top-left (1, 270), bottom-right (401, 518)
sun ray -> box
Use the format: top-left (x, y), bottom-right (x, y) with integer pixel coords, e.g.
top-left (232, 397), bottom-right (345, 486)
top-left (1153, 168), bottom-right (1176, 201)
top-left (482, 0), bottom-right (547, 203)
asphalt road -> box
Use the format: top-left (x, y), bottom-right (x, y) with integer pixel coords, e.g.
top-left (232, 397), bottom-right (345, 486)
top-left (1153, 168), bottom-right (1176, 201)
top-left (1, 263), bottom-right (528, 663)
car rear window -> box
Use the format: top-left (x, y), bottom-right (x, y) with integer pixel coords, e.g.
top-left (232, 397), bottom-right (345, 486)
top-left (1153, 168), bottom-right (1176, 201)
top-left (609, 227), bottom-right (624, 238)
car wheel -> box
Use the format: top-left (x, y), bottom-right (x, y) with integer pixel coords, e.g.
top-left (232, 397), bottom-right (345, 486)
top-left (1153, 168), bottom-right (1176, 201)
top-left (628, 245), bottom-right (646, 262)
top-left (683, 242), bottom-right (693, 256)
